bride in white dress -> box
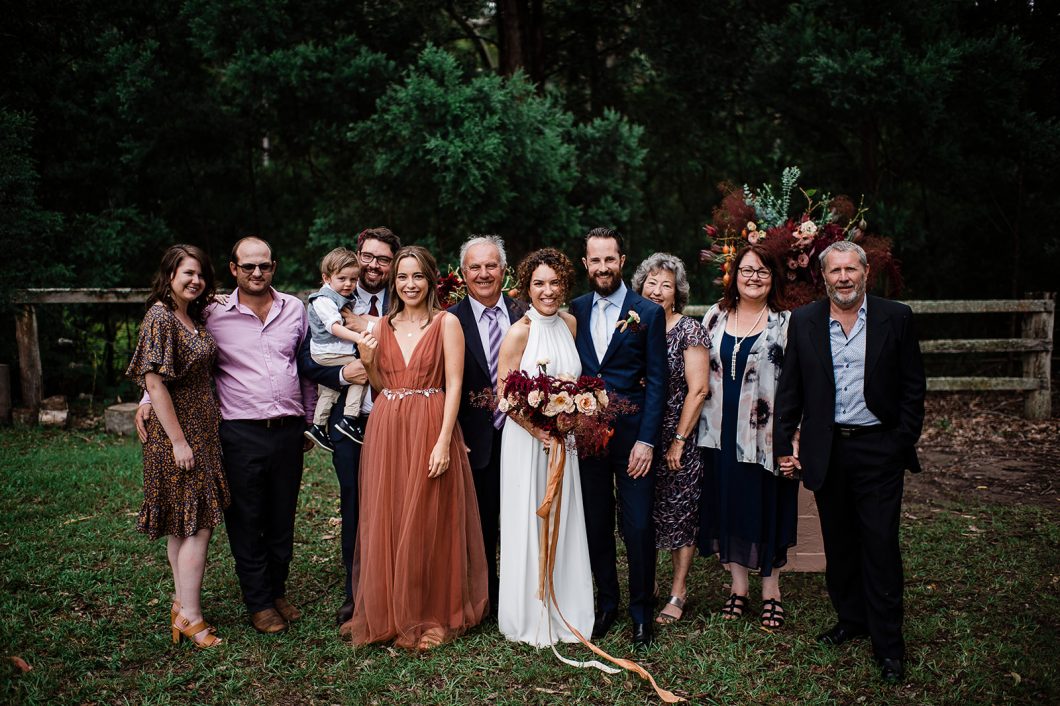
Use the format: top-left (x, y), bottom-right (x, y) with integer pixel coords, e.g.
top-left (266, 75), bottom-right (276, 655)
top-left (497, 250), bottom-right (595, 648)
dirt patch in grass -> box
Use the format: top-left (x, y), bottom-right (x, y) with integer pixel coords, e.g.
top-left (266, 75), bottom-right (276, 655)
top-left (911, 392), bottom-right (1060, 512)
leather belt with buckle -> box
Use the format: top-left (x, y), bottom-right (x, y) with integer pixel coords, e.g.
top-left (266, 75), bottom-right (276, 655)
top-left (237, 416), bottom-right (303, 429)
top-left (835, 424), bottom-right (888, 438)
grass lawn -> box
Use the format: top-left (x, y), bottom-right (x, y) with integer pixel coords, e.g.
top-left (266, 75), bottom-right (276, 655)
top-left (0, 426), bottom-right (1057, 704)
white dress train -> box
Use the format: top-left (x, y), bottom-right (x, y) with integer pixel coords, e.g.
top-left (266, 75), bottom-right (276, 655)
top-left (498, 306), bottom-right (595, 648)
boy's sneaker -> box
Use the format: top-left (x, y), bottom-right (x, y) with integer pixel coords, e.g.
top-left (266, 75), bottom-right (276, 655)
top-left (304, 424), bottom-right (335, 453)
top-left (335, 416), bottom-right (366, 445)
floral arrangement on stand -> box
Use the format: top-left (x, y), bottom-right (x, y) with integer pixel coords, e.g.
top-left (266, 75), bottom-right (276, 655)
top-left (436, 265), bottom-right (519, 309)
top-left (700, 166), bottom-right (902, 308)
top-left (473, 358), bottom-right (637, 457)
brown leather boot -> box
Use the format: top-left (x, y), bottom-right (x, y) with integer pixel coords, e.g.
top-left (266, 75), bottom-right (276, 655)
top-left (274, 597), bottom-right (302, 623)
top-left (250, 607), bottom-right (288, 634)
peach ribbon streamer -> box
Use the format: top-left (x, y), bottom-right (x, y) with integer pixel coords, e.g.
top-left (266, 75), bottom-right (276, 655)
top-left (535, 437), bottom-right (685, 703)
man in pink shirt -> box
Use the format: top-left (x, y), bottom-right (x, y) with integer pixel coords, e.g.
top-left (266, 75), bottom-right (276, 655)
top-left (138, 236), bottom-right (315, 634)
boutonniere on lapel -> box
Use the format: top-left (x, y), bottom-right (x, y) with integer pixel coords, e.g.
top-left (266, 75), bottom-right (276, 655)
top-left (615, 309), bottom-right (642, 333)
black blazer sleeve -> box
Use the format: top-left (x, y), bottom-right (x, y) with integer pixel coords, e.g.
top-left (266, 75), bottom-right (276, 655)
top-left (297, 327), bottom-right (345, 391)
top-left (773, 311), bottom-right (804, 458)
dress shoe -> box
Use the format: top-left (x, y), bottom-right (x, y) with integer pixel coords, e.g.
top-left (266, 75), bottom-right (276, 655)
top-left (335, 598), bottom-right (354, 626)
top-left (816, 623), bottom-right (869, 646)
top-left (632, 622), bottom-right (654, 649)
top-left (878, 657), bottom-right (905, 683)
top-left (274, 597), bottom-right (301, 622)
top-left (591, 610), bottom-right (618, 640)
top-left (250, 607), bottom-right (288, 634)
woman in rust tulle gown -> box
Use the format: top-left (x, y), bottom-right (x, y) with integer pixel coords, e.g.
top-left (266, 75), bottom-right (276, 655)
top-left (340, 246), bottom-right (488, 650)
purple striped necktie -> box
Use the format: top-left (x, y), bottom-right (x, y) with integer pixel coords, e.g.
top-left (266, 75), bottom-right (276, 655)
top-left (483, 306), bottom-right (506, 429)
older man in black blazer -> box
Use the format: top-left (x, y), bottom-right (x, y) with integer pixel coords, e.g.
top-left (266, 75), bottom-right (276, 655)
top-left (775, 241), bottom-right (925, 683)
top-left (448, 235), bottom-right (525, 615)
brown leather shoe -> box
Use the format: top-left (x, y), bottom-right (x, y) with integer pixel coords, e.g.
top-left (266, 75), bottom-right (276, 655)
top-left (250, 607), bottom-right (288, 634)
top-left (274, 597), bottom-right (301, 623)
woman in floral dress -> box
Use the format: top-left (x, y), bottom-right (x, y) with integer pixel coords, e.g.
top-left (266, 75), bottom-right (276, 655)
top-left (127, 244), bottom-right (230, 648)
top-left (632, 253), bottom-right (709, 624)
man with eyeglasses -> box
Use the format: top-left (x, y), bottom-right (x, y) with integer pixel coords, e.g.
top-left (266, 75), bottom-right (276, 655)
top-left (137, 236), bottom-right (316, 635)
top-left (297, 226), bottom-right (401, 626)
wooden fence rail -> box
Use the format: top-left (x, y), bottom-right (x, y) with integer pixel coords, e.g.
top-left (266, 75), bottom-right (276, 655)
top-left (8, 290), bottom-right (1056, 420)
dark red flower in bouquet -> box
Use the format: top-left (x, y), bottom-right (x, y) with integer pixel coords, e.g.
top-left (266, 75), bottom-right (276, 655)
top-left (472, 363), bottom-right (637, 457)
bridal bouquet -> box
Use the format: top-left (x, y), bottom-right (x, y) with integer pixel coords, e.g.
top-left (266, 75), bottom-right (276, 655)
top-left (700, 166), bottom-right (902, 308)
top-left (474, 359), bottom-right (637, 457)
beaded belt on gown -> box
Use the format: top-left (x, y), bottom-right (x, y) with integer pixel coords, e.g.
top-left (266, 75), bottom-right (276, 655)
top-left (379, 387), bottom-right (442, 400)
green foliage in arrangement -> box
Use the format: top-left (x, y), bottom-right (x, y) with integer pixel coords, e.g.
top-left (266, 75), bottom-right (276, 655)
top-left (0, 427), bottom-right (1057, 704)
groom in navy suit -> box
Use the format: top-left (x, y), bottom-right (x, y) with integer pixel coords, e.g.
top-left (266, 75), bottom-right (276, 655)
top-left (296, 227), bottom-right (401, 625)
top-left (448, 235), bottom-right (526, 615)
top-left (570, 227), bottom-right (667, 648)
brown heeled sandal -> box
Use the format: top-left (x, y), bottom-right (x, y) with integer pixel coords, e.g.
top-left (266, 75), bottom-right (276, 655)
top-left (170, 599), bottom-right (182, 644)
top-left (174, 615), bottom-right (222, 649)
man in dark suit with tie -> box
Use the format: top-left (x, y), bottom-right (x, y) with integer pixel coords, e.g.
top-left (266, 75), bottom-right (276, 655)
top-left (775, 240), bottom-right (925, 683)
top-left (570, 227), bottom-right (667, 648)
top-left (447, 235), bottom-right (526, 615)
top-left (297, 226), bottom-right (401, 625)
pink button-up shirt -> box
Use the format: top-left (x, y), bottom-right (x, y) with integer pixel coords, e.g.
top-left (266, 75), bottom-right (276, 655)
top-left (142, 288), bottom-right (316, 422)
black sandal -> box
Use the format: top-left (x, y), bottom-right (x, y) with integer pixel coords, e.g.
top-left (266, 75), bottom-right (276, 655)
top-left (720, 593), bottom-right (749, 620)
top-left (760, 598), bottom-right (785, 629)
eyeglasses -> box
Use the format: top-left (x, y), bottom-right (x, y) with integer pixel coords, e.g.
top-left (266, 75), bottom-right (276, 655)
top-left (358, 251), bottom-right (393, 267)
top-left (738, 266), bottom-right (772, 279)
top-left (235, 262), bottom-right (275, 274)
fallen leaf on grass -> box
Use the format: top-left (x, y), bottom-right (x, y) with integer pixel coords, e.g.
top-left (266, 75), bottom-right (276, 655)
top-left (147, 598), bottom-right (159, 606)
top-left (534, 688), bottom-right (567, 695)
top-left (1010, 672), bottom-right (1021, 685)
top-left (321, 534), bottom-right (336, 541)
top-left (62, 515), bottom-right (96, 525)
top-left (7, 656), bottom-right (31, 673)
top-left (976, 486), bottom-right (988, 490)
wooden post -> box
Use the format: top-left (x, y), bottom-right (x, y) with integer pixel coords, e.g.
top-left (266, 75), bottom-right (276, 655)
top-left (1022, 293), bottom-right (1054, 420)
top-left (15, 304), bottom-right (43, 413)
top-left (0, 363), bottom-right (11, 423)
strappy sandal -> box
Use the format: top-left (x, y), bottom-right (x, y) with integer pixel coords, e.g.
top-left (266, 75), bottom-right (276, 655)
top-left (416, 628), bottom-right (445, 651)
top-left (760, 598), bottom-right (785, 629)
top-left (720, 593), bottom-right (749, 620)
top-left (174, 615), bottom-right (222, 649)
top-left (170, 598), bottom-right (181, 644)
top-left (655, 595), bottom-right (687, 625)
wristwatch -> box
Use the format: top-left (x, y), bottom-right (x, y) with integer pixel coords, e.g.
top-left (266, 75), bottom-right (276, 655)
top-left (673, 432), bottom-right (688, 443)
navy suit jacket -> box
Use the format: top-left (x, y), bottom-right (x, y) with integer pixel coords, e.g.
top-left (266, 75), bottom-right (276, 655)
top-left (449, 294), bottom-right (526, 469)
top-left (570, 287), bottom-right (667, 457)
top-left (774, 295), bottom-right (926, 491)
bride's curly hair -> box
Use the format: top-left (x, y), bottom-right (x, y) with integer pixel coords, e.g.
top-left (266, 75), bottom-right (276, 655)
top-left (515, 248), bottom-right (575, 305)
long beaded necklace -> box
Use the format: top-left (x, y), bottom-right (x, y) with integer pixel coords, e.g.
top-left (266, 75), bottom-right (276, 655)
top-left (730, 304), bottom-right (767, 380)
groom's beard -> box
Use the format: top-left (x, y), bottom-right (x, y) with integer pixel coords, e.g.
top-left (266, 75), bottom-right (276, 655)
top-left (588, 271), bottom-right (621, 297)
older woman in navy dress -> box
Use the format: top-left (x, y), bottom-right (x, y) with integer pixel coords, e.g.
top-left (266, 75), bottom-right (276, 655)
top-left (632, 253), bottom-right (709, 624)
top-left (697, 244), bottom-right (799, 629)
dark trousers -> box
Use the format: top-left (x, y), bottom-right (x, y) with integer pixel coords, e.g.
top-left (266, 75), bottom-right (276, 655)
top-left (328, 401), bottom-right (366, 601)
top-left (815, 432), bottom-right (906, 660)
top-left (219, 419), bottom-right (305, 613)
top-left (470, 427), bottom-right (502, 614)
top-left (579, 451), bottom-right (656, 624)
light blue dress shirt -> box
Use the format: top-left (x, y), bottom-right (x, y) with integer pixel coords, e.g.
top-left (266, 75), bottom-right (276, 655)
top-left (830, 298), bottom-right (881, 426)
